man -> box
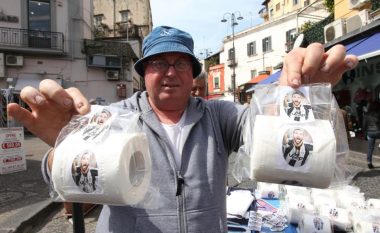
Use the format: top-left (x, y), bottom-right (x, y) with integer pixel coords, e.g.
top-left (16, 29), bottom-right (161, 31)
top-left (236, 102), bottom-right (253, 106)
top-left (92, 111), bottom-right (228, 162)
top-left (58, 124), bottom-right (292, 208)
top-left (191, 71), bottom-right (207, 98)
top-left (286, 90), bottom-right (312, 121)
top-left (73, 150), bottom-right (98, 193)
top-left (7, 26), bottom-right (358, 232)
top-left (363, 100), bottom-right (380, 169)
top-left (283, 128), bottom-right (313, 167)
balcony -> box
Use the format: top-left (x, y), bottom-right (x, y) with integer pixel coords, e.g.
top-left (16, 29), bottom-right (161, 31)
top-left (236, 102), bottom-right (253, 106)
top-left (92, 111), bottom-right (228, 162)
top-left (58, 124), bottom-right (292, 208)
top-left (0, 27), bottom-right (64, 54)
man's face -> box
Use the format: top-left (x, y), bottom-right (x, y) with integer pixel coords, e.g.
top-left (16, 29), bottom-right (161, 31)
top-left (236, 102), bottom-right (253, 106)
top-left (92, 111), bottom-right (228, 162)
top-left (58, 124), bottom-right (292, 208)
top-left (293, 129), bottom-right (304, 145)
top-left (96, 112), bottom-right (110, 125)
top-left (80, 154), bottom-right (90, 174)
top-left (292, 93), bottom-right (302, 107)
top-left (191, 78), bottom-right (206, 98)
top-left (144, 52), bottom-right (194, 111)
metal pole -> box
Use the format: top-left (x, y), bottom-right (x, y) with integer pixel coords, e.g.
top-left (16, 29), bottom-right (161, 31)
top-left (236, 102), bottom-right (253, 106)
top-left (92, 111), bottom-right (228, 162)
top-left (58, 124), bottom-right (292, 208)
top-left (231, 13), bottom-right (236, 103)
top-left (72, 203), bottom-right (85, 233)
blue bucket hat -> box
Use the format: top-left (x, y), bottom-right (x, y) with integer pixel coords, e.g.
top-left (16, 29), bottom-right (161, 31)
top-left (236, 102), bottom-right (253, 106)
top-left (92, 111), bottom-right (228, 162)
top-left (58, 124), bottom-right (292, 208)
top-left (134, 26), bottom-right (202, 78)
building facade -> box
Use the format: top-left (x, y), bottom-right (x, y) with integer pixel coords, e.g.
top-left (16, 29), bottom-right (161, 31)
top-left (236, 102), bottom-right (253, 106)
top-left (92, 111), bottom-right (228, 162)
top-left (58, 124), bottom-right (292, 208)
top-left (325, 0), bottom-right (380, 135)
top-left (218, 0), bottom-right (328, 102)
top-left (0, 0), bottom-right (152, 127)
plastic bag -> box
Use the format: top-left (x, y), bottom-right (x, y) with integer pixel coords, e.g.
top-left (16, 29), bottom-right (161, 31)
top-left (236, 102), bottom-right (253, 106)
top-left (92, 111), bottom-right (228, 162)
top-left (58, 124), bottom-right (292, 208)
top-left (233, 83), bottom-right (352, 189)
top-left (49, 105), bottom-right (159, 208)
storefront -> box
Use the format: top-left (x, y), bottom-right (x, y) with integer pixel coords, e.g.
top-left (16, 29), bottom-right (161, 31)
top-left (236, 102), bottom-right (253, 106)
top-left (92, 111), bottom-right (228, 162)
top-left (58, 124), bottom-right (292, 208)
top-left (333, 30), bottom-right (380, 136)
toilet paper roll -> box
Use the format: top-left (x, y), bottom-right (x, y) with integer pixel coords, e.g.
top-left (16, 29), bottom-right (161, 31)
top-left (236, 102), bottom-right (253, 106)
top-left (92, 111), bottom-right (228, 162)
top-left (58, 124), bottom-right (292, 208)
top-left (355, 221), bottom-right (380, 233)
top-left (298, 214), bottom-right (332, 233)
top-left (367, 199), bottom-right (380, 209)
top-left (286, 200), bottom-right (314, 224)
top-left (250, 115), bottom-right (336, 188)
top-left (312, 196), bottom-right (337, 209)
top-left (256, 182), bottom-right (280, 199)
top-left (317, 206), bottom-right (352, 231)
top-left (337, 196), bottom-right (365, 209)
top-left (285, 186), bottom-right (311, 198)
top-left (52, 131), bottom-right (152, 206)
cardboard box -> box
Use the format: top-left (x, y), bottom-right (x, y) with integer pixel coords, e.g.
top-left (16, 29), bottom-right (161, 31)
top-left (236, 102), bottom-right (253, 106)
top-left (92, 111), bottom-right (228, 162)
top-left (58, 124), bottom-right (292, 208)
top-left (0, 127), bottom-right (26, 174)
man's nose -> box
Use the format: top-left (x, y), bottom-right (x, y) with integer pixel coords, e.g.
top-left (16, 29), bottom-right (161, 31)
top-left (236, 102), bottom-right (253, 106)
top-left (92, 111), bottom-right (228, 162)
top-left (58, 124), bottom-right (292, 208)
top-left (165, 64), bottom-right (177, 76)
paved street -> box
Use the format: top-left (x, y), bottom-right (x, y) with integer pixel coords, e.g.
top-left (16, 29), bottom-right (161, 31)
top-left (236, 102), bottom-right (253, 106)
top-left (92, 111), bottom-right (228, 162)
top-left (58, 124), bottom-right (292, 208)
top-left (0, 135), bottom-right (379, 233)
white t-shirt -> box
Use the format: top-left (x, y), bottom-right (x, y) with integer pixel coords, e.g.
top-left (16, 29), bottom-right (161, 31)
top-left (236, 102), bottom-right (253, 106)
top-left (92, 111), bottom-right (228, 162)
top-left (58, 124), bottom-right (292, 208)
top-left (161, 112), bottom-right (186, 168)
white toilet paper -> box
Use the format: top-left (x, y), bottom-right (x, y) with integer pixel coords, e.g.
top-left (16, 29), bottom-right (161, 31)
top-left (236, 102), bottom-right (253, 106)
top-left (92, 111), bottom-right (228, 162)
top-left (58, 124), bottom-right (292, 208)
top-left (298, 214), bottom-right (332, 233)
top-left (317, 205), bottom-right (352, 231)
top-left (256, 182), bottom-right (280, 199)
top-left (337, 196), bottom-right (366, 209)
top-left (285, 199), bottom-right (314, 224)
top-left (52, 130), bottom-right (152, 206)
top-left (367, 199), bottom-right (380, 209)
top-left (355, 221), bottom-right (380, 233)
top-left (226, 190), bottom-right (254, 218)
top-left (250, 115), bottom-right (336, 188)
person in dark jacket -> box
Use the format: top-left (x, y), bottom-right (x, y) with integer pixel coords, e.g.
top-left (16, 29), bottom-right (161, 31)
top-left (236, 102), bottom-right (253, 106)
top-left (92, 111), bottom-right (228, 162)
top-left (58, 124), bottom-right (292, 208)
top-left (7, 25), bottom-right (358, 232)
top-left (363, 101), bottom-right (380, 169)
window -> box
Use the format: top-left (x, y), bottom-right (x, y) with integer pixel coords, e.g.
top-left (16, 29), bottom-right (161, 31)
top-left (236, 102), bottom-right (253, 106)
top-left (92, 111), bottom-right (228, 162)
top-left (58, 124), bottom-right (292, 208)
top-left (94, 15), bottom-right (103, 27)
top-left (251, 70), bottom-right (257, 78)
top-left (214, 77), bottom-right (220, 89)
top-left (262, 36), bottom-right (272, 53)
top-left (304, 0), bottom-right (310, 6)
top-left (247, 42), bottom-right (256, 56)
top-left (293, 0), bottom-right (299, 5)
top-left (276, 3), bottom-right (280, 11)
top-left (228, 48), bottom-right (235, 60)
top-left (120, 10), bottom-right (130, 22)
top-left (28, 0), bottom-right (51, 31)
top-left (269, 8), bottom-right (274, 16)
top-left (285, 28), bottom-right (297, 51)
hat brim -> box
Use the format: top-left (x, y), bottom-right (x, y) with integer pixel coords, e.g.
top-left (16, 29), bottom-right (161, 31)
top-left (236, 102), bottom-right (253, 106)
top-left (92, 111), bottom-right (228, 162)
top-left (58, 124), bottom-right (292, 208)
top-left (134, 43), bottom-right (201, 78)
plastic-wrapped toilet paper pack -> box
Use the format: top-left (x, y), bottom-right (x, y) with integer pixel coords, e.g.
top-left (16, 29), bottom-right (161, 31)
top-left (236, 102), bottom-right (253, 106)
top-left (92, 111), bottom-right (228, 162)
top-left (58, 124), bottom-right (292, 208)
top-left (337, 196), bottom-right (366, 209)
top-left (317, 206), bottom-right (352, 231)
top-left (51, 105), bottom-right (152, 206)
top-left (256, 182), bottom-right (280, 199)
top-left (355, 221), bottom-right (380, 233)
top-left (298, 214), bottom-right (332, 233)
top-left (285, 196), bottom-right (314, 224)
top-left (232, 83), bottom-right (349, 189)
top-left (367, 199), bottom-right (380, 209)
top-left (349, 209), bottom-right (380, 231)
top-left (249, 115), bottom-right (336, 188)
top-left (226, 189), bottom-right (254, 218)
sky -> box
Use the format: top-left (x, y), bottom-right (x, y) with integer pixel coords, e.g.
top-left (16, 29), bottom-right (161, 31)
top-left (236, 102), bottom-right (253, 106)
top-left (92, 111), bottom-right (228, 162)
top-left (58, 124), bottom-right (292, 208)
top-left (150, 0), bottom-right (264, 59)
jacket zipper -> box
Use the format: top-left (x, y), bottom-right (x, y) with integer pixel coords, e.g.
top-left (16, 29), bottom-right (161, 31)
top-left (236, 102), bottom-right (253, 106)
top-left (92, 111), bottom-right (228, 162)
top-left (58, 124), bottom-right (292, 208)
top-left (176, 170), bottom-right (186, 233)
top-left (157, 137), bottom-right (187, 233)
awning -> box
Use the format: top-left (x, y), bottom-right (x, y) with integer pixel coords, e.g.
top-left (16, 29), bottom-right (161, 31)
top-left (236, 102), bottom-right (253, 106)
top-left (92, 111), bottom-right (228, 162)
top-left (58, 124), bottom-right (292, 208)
top-left (258, 70), bottom-right (281, 84)
top-left (345, 32), bottom-right (380, 60)
top-left (246, 71), bottom-right (281, 92)
top-left (246, 74), bottom-right (269, 84)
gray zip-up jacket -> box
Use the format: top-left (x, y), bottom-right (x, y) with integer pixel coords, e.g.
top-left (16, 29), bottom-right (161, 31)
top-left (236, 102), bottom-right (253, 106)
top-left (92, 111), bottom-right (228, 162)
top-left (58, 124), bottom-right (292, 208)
top-left (43, 91), bottom-right (249, 233)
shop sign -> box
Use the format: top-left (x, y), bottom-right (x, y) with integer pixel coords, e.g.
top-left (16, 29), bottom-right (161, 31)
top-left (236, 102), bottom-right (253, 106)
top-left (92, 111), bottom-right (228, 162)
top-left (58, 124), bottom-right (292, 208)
top-left (0, 127), bottom-right (26, 174)
top-left (0, 10), bottom-right (19, 23)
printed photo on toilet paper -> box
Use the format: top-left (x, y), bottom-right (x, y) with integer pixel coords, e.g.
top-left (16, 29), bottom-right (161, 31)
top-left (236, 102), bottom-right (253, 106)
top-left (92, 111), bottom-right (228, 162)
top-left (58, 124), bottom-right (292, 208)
top-left (56, 107), bottom-right (116, 147)
top-left (279, 87), bottom-right (315, 122)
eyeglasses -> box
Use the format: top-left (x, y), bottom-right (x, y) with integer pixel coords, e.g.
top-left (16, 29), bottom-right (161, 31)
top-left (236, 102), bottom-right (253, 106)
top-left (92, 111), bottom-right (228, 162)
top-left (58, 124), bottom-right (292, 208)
top-left (146, 59), bottom-right (192, 73)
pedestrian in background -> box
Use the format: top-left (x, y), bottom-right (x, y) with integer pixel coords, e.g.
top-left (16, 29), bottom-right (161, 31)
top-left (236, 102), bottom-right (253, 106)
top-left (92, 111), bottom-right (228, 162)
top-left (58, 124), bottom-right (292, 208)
top-left (191, 70), bottom-right (207, 98)
top-left (363, 100), bottom-right (380, 169)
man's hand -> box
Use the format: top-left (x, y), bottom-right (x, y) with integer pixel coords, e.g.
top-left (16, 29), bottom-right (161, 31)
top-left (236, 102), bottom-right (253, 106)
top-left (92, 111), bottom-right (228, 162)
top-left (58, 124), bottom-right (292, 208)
top-left (7, 79), bottom-right (90, 146)
top-left (279, 43), bottom-right (358, 88)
